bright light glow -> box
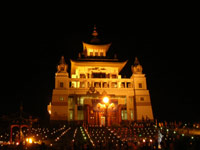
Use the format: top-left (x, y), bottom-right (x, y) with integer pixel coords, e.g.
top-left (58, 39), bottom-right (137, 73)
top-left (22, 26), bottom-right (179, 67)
top-left (103, 97), bottom-right (109, 104)
top-left (28, 138), bottom-right (33, 144)
top-left (26, 138), bottom-right (33, 144)
top-left (108, 103), bottom-right (115, 109)
top-left (47, 103), bottom-right (51, 115)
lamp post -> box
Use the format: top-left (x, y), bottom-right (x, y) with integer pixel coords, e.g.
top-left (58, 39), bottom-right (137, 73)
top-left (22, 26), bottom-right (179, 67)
top-left (102, 96), bottom-right (109, 150)
top-left (103, 96), bottom-right (109, 127)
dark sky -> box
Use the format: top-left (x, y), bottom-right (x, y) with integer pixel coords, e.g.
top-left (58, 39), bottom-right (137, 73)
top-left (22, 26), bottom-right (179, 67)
top-left (1, 13), bottom-right (198, 122)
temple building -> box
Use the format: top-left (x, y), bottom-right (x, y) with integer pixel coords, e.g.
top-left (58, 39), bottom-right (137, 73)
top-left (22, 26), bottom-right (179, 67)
top-left (47, 27), bottom-right (154, 126)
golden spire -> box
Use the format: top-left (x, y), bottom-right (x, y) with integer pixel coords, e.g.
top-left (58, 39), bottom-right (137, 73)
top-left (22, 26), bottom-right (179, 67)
top-left (131, 57), bottom-right (143, 74)
top-left (92, 25), bottom-right (98, 37)
top-left (57, 56), bottom-right (68, 73)
top-left (134, 57), bottom-right (140, 66)
top-left (90, 25), bottom-right (100, 43)
top-left (59, 56), bottom-right (66, 64)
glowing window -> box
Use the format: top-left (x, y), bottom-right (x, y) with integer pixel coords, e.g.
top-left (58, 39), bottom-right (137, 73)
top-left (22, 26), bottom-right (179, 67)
top-left (78, 110), bottom-right (84, 120)
top-left (77, 97), bottom-right (84, 106)
top-left (121, 110), bottom-right (127, 120)
top-left (130, 110), bottom-right (134, 120)
top-left (88, 49), bottom-right (93, 52)
top-left (69, 110), bottom-right (73, 120)
top-left (59, 96), bottom-right (64, 101)
top-left (80, 82), bottom-right (85, 88)
top-left (68, 97), bottom-right (73, 107)
top-left (111, 82), bottom-right (117, 88)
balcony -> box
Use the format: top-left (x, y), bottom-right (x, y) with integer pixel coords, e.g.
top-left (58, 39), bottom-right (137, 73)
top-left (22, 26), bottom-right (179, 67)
top-left (68, 78), bottom-right (133, 89)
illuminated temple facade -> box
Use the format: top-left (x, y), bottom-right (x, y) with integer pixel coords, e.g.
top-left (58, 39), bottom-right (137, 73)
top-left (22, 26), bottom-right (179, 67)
top-left (47, 28), bottom-right (153, 126)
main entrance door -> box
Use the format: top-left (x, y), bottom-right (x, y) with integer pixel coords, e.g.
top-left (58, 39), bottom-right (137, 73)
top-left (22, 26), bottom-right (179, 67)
top-left (100, 116), bottom-right (105, 126)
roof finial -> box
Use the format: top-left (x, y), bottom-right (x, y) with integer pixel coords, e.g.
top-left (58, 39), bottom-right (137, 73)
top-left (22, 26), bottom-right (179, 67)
top-left (90, 25), bottom-right (100, 43)
top-left (57, 56), bottom-right (68, 73)
top-left (131, 57), bottom-right (143, 74)
top-left (59, 56), bottom-right (66, 64)
top-left (134, 57), bottom-right (140, 66)
top-left (92, 25), bottom-right (98, 37)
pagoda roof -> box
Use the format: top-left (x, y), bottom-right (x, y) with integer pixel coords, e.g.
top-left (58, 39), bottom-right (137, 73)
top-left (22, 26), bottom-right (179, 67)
top-left (82, 42), bottom-right (111, 51)
top-left (70, 59), bottom-right (128, 74)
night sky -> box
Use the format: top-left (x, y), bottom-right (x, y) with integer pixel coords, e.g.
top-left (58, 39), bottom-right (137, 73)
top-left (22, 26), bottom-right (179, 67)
top-left (1, 14), bottom-right (198, 123)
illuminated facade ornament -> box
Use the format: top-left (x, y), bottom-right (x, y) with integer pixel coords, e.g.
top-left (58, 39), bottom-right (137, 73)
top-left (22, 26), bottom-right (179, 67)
top-left (87, 86), bottom-right (100, 96)
top-left (47, 28), bottom-right (154, 126)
